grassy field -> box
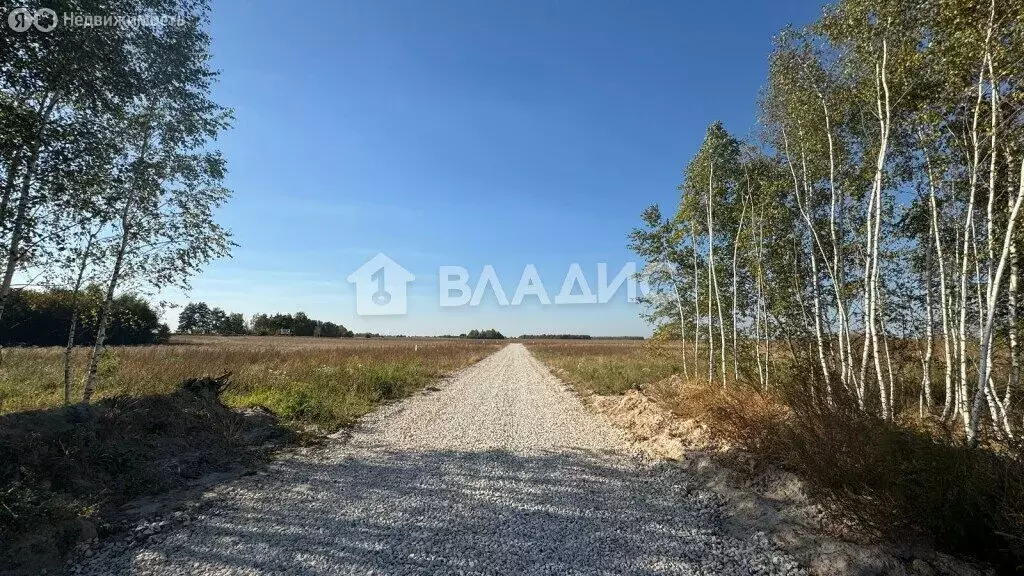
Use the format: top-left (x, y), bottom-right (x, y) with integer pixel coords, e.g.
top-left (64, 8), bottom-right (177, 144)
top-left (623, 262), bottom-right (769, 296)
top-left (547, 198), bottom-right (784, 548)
top-left (0, 335), bottom-right (502, 429)
top-left (525, 339), bottom-right (683, 395)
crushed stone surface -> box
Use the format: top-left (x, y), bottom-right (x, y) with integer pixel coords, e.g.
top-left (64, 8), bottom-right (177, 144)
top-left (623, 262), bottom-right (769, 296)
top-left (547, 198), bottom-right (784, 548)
top-left (69, 343), bottom-right (803, 575)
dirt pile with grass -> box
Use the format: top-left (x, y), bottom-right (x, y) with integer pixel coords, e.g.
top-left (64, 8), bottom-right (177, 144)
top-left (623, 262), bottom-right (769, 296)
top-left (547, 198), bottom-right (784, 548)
top-left (591, 386), bottom-right (716, 460)
top-left (587, 375), bottom-right (1010, 576)
top-left (665, 381), bottom-right (1023, 573)
top-left (0, 374), bottom-right (289, 574)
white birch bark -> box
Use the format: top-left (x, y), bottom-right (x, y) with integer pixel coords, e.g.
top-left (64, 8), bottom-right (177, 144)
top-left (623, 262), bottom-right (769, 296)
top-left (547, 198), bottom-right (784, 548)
top-left (706, 161), bottom-right (727, 387)
top-left (968, 158), bottom-right (1024, 445)
top-left (781, 126), bottom-right (833, 397)
top-left (81, 198), bottom-right (134, 404)
top-left (958, 53), bottom-right (989, 434)
top-left (731, 189), bottom-right (747, 381)
top-left (921, 139), bottom-right (955, 419)
top-left (691, 225), bottom-right (700, 378)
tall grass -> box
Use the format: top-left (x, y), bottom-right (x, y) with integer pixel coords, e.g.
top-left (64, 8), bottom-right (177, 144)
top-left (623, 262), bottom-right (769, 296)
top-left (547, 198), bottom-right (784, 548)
top-left (0, 336), bottom-right (501, 429)
top-left (527, 339), bottom-right (685, 395)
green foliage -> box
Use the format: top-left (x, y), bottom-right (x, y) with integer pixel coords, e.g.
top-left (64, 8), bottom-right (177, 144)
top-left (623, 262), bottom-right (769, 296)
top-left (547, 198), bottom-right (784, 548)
top-left (178, 302), bottom-right (247, 335)
top-left (462, 329), bottom-right (505, 339)
top-left (177, 302), bottom-right (213, 333)
top-left (0, 287), bottom-right (166, 346)
top-left (0, 0), bottom-right (236, 406)
top-left (279, 388), bottom-right (335, 423)
top-left (96, 349), bottom-right (119, 381)
top-left (250, 312), bottom-right (352, 337)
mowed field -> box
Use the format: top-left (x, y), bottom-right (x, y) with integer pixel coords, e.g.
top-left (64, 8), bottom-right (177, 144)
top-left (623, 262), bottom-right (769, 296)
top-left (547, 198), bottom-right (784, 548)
top-left (0, 335), bottom-right (503, 428)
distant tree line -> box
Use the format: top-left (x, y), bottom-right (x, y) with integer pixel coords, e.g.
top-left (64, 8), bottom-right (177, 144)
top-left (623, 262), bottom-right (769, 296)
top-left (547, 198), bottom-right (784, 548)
top-left (0, 287), bottom-right (169, 347)
top-left (518, 334), bottom-right (593, 340)
top-left (177, 302), bottom-right (245, 334)
top-left (251, 312), bottom-right (353, 337)
top-left (177, 302), bottom-right (353, 337)
top-left (462, 329), bottom-right (505, 340)
top-left (517, 334), bottom-right (646, 340)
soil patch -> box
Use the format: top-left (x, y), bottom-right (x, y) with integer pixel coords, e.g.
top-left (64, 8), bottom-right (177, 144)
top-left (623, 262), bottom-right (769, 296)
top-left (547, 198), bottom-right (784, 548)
top-left (0, 374), bottom-right (289, 574)
top-left (589, 382), bottom-right (986, 576)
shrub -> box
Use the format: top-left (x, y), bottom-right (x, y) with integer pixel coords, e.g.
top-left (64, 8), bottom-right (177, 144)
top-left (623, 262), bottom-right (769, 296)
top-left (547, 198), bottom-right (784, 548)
top-left (0, 376), bottom-right (286, 570)
top-left (658, 381), bottom-right (1024, 571)
top-left (0, 287), bottom-right (164, 347)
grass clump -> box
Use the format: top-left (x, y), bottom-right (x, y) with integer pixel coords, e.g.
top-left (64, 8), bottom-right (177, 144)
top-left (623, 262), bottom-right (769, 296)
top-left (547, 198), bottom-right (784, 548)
top-left (678, 384), bottom-right (1024, 571)
top-left (0, 375), bottom-right (286, 572)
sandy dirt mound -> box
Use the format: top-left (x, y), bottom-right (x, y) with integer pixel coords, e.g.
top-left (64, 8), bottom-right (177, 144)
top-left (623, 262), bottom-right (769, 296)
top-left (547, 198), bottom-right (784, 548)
top-left (588, 385), bottom-right (985, 576)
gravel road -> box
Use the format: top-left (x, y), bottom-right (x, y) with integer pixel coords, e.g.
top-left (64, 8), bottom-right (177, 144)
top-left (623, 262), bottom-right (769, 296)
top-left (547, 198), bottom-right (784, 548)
top-left (72, 343), bottom-right (802, 575)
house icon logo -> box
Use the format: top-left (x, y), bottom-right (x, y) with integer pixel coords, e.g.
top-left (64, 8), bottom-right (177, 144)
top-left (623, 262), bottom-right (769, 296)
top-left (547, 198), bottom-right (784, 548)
top-left (347, 253), bottom-right (415, 315)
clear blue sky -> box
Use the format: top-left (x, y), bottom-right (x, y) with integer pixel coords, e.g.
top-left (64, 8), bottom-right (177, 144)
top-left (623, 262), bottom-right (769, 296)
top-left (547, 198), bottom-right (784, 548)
top-left (165, 0), bottom-right (825, 336)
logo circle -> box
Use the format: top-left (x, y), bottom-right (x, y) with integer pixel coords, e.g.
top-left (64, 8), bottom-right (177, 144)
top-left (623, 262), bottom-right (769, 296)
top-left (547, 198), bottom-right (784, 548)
top-left (7, 7), bottom-right (32, 32)
top-left (32, 8), bottom-right (56, 32)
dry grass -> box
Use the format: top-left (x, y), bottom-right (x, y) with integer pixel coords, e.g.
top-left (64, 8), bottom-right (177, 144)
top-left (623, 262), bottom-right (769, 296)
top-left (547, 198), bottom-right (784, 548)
top-left (525, 339), bottom-right (685, 395)
top-left (527, 339), bottom-right (1024, 571)
top-left (0, 336), bottom-right (501, 429)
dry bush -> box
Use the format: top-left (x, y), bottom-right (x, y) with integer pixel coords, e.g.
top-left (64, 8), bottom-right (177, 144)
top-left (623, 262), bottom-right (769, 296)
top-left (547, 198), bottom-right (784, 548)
top-left (0, 375), bottom-right (287, 570)
top-left (661, 377), bottom-right (1024, 571)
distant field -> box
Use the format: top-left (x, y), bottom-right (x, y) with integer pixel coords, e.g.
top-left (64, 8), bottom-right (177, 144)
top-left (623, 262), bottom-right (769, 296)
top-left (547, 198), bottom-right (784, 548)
top-left (0, 335), bottom-right (502, 428)
top-left (525, 339), bottom-right (684, 395)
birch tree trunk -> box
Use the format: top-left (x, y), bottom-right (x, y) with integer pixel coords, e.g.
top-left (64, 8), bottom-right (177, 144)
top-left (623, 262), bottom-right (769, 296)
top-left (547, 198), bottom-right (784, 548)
top-left (0, 95), bottom-right (57, 326)
top-left (922, 140), bottom-right (955, 419)
top-left (968, 158), bottom-right (1024, 445)
top-left (707, 197), bottom-right (715, 387)
top-left (691, 225), bottom-right (700, 377)
top-left (820, 94), bottom-right (854, 391)
top-left (867, 40), bottom-right (893, 419)
top-left (707, 161), bottom-right (727, 387)
top-left (63, 232), bottom-right (98, 404)
top-left (923, 232), bottom-right (934, 408)
top-left (959, 52), bottom-right (989, 435)
top-left (731, 194), bottom-right (747, 381)
top-left (0, 153), bottom-right (23, 240)
top-left (782, 126), bottom-right (832, 397)
top-left (1006, 150), bottom-right (1019, 424)
top-left (81, 202), bottom-right (133, 405)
